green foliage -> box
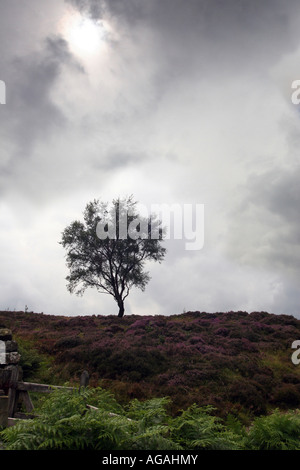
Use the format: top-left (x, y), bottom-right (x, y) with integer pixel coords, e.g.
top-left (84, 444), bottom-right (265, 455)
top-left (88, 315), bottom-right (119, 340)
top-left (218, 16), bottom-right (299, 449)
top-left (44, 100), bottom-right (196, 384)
top-left (87, 387), bottom-right (124, 414)
top-left (127, 397), bottom-right (171, 427)
top-left (3, 388), bottom-right (300, 450)
top-left (17, 339), bottom-right (54, 383)
top-left (1, 388), bottom-right (131, 450)
top-left (225, 413), bottom-right (247, 437)
top-left (125, 397), bottom-right (180, 450)
top-left (124, 397), bottom-right (181, 450)
top-left (245, 409), bottom-right (300, 450)
top-left (0, 389), bottom-right (239, 450)
top-left (0, 389), bottom-right (177, 450)
top-left (17, 340), bottom-right (43, 378)
top-left (169, 404), bottom-right (244, 450)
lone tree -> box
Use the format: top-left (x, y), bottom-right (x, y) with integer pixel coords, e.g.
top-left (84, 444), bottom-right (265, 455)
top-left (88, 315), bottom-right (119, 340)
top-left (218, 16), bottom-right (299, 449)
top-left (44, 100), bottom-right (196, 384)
top-left (60, 196), bottom-right (166, 317)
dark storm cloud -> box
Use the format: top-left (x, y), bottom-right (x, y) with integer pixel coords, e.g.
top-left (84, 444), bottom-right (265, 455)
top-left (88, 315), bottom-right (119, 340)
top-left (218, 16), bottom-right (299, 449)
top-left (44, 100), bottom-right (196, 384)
top-left (67, 0), bottom-right (300, 70)
top-left (0, 35), bottom-right (84, 190)
top-left (92, 150), bottom-right (147, 170)
top-left (4, 35), bottom-right (83, 148)
top-left (258, 168), bottom-right (300, 225)
top-left (227, 164), bottom-right (300, 275)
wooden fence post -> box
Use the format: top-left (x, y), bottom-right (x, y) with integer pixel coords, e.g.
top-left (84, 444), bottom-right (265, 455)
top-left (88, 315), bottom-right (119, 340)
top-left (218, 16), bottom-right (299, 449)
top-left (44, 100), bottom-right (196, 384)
top-left (7, 365), bottom-right (19, 417)
top-left (18, 390), bottom-right (34, 413)
top-left (79, 370), bottom-right (89, 392)
top-left (0, 390), bottom-right (8, 427)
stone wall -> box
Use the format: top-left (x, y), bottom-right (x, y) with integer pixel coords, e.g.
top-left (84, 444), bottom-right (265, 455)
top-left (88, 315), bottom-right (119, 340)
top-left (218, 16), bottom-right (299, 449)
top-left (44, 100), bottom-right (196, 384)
top-left (0, 329), bottom-right (20, 366)
top-left (0, 329), bottom-right (21, 427)
top-left (0, 329), bottom-right (21, 396)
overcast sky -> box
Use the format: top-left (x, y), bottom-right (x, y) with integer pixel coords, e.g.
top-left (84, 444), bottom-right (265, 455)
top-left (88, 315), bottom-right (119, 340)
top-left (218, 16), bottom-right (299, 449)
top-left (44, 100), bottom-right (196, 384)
top-left (1, 0), bottom-right (300, 318)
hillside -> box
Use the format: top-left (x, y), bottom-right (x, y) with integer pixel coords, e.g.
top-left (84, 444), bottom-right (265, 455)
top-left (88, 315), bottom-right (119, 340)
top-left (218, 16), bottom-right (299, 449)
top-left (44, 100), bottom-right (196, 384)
top-left (1, 309), bottom-right (300, 422)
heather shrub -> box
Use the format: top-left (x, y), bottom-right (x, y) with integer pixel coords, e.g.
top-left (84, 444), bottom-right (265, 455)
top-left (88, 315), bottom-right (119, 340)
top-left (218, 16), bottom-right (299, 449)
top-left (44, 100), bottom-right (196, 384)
top-left (228, 380), bottom-right (267, 415)
top-left (54, 336), bottom-right (83, 350)
top-left (93, 348), bottom-right (168, 380)
top-left (215, 327), bottom-right (229, 337)
top-left (251, 373), bottom-right (275, 395)
top-left (272, 385), bottom-right (300, 408)
top-left (282, 373), bottom-right (300, 384)
top-left (2, 310), bottom-right (300, 420)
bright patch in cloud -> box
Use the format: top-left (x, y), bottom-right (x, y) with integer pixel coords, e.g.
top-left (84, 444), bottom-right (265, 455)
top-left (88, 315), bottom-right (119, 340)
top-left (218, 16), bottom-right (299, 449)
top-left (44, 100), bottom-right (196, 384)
top-left (62, 12), bottom-right (106, 57)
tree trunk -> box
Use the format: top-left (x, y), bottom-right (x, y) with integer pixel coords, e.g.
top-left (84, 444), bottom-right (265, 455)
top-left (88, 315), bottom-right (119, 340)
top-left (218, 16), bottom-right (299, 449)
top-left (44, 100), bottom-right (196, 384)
top-left (118, 300), bottom-right (125, 318)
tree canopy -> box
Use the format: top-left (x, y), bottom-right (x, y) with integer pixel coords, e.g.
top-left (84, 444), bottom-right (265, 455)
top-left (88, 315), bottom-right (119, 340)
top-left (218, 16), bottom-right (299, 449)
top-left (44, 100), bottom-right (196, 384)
top-left (60, 196), bottom-right (166, 317)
